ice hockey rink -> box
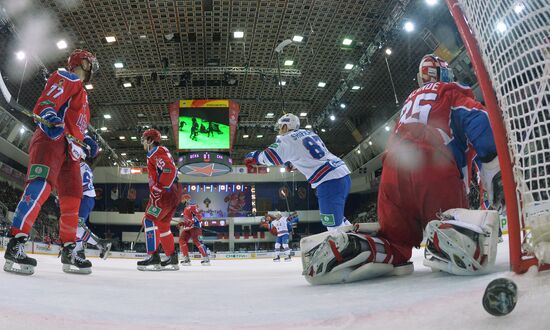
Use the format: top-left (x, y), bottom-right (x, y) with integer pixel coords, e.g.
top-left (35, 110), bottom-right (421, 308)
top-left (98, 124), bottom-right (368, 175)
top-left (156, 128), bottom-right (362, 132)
top-left (1, 237), bottom-right (549, 330)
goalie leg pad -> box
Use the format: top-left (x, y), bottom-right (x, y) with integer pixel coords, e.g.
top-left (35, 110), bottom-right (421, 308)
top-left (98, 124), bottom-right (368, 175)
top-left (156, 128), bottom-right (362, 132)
top-left (424, 208), bottom-right (500, 275)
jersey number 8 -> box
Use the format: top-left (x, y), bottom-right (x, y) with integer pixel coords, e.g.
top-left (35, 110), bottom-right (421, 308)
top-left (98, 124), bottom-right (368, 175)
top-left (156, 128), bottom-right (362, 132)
top-left (302, 136), bottom-right (326, 159)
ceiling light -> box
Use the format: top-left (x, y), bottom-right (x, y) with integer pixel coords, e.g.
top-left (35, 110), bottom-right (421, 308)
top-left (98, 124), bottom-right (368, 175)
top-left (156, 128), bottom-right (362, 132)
top-left (403, 21), bottom-right (415, 32)
top-left (84, 84), bottom-right (93, 90)
top-left (292, 35), bottom-right (303, 42)
top-left (318, 81), bottom-right (327, 88)
top-left (342, 38), bottom-right (353, 46)
top-left (356, 149), bottom-right (361, 154)
top-left (161, 135), bottom-right (168, 140)
top-left (256, 134), bottom-right (263, 138)
top-left (305, 124), bottom-right (312, 129)
top-left (344, 63), bottom-right (354, 70)
top-left (56, 40), bottom-right (67, 49)
top-left (123, 82), bottom-right (132, 88)
top-left (351, 85), bottom-right (361, 90)
top-left (137, 113), bottom-right (146, 118)
top-left (105, 36), bottom-right (116, 43)
top-left (139, 34), bottom-right (147, 39)
top-left (299, 112), bottom-right (307, 117)
top-left (233, 31), bottom-right (244, 39)
top-left (279, 167), bottom-right (286, 173)
top-left (340, 103), bottom-right (346, 109)
top-left (496, 21), bottom-right (507, 33)
top-left (131, 136), bottom-right (137, 140)
top-left (425, 0), bottom-right (438, 5)
top-left (103, 114), bottom-right (111, 119)
top-left (368, 141), bottom-right (373, 146)
top-left (113, 162), bottom-right (117, 166)
top-left (279, 81), bottom-right (286, 86)
top-left (330, 115), bottom-right (336, 121)
top-left (385, 125), bottom-right (391, 131)
top-left (284, 60), bottom-right (294, 66)
top-left (385, 48), bottom-right (392, 55)
top-left (121, 153), bottom-right (127, 156)
top-left (114, 62), bottom-right (124, 69)
top-left (119, 136), bottom-right (125, 140)
top-left (19, 127), bottom-right (25, 134)
top-left (100, 127), bottom-right (107, 131)
top-left (321, 128), bottom-right (326, 132)
top-left (514, 3), bottom-right (525, 14)
top-left (243, 134), bottom-right (249, 139)
top-left (265, 113), bottom-right (274, 118)
top-left (15, 51), bottom-right (25, 61)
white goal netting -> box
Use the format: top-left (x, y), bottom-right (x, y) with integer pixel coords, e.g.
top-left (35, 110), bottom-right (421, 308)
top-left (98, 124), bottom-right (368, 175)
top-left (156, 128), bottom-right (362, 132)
top-left (456, 0), bottom-right (550, 262)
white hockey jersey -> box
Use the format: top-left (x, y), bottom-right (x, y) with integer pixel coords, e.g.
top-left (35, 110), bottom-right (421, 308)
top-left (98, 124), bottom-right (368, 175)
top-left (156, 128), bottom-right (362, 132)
top-left (270, 217), bottom-right (290, 237)
top-left (80, 162), bottom-right (96, 198)
top-left (256, 129), bottom-right (350, 188)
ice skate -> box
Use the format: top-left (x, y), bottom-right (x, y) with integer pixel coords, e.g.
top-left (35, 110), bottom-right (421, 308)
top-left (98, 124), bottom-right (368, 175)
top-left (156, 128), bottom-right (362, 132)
top-left (3, 234), bottom-right (37, 275)
top-left (180, 255), bottom-right (191, 266)
top-left (273, 255), bottom-right (281, 262)
top-left (201, 256), bottom-right (210, 266)
top-left (61, 243), bottom-right (92, 274)
top-left (160, 253), bottom-right (180, 271)
top-left (137, 251), bottom-right (161, 271)
top-left (284, 255), bottom-right (292, 262)
top-left (97, 239), bottom-right (112, 260)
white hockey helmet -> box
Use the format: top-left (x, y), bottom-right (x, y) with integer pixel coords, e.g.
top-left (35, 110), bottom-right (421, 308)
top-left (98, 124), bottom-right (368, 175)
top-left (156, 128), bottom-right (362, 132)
top-left (276, 113), bottom-right (300, 132)
top-left (417, 54), bottom-right (454, 87)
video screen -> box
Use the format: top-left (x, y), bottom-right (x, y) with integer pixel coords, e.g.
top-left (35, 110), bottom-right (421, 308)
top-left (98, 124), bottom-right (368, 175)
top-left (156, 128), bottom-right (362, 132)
top-left (177, 100), bottom-right (230, 150)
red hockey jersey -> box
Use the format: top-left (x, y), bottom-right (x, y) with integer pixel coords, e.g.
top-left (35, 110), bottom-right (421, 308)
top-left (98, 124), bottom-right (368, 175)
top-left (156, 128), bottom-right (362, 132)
top-left (146, 145), bottom-right (178, 190)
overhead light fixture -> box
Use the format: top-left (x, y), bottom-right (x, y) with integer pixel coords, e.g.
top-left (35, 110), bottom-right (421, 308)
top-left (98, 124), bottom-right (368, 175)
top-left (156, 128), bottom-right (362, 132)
top-left (114, 62), bottom-right (124, 69)
top-left (104, 114), bottom-right (111, 119)
top-left (342, 38), bottom-right (353, 46)
top-left (121, 153), bottom-right (127, 156)
top-left (256, 134), bottom-right (263, 138)
top-left (356, 149), bottom-right (361, 154)
top-left (130, 136), bottom-right (137, 140)
top-left (299, 112), bottom-right (307, 117)
top-left (233, 31), bottom-right (244, 39)
top-left (279, 81), bottom-right (287, 86)
top-left (84, 84), bottom-right (94, 90)
top-left (292, 35), bottom-right (303, 42)
top-left (56, 40), bottom-right (67, 49)
top-left (119, 136), bottom-right (125, 140)
top-left (265, 113), bottom-right (274, 118)
top-left (19, 127), bottom-right (25, 134)
top-left (496, 21), bottom-right (507, 33)
top-left (368, 141), bottom-right (373, 146)
top-left (15, 51), bottom-right (25, 61)
top-left (137, 113), bottom-right (146, 118)
top-left (100, 127), bottom-right (108, 131)
top-left (284, 60), bottom-right (294, 66)
top-left (340, 103), bottom-right (346, 109)
top-left (385, 48), bottom-right (392, 55)
top-left (385, 125), bottom-right (391, 131)
top-left (403, 21), bottom-right (415, 32)
top-left (243, 134), bottom-right (250, 139)
top-left (321, 128), bottom-right (326, 132)
top-left (330, 115), bottom-right (336, 121)
top-left (113, 162), bottom-right (117, 166)
top-left (351, 85), bottom-right (361, 90)
top-left (344, 63), bottom-right (354, 70)
top-left (305, 124), bottom-right (312, 129)
top-left (514, 3), bottom-right (525, 14)
top-left (318, 81), bottom-right (327, 88)
top-left (139, 34), bottom-right (147, 39)
top-left (425, 0), bottom-right (438, 6)
top-left (123, 82), bottom-right (132, 88)
top-left (161, 135), bottom-right (168, 140)
top-left (105, 36), bottom-right (116, 43)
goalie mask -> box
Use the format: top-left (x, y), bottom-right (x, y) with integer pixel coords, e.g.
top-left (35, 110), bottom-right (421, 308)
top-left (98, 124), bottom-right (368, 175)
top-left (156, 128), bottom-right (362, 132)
top-left (417, 54), bottom-right (454, 87)
top-left (276, 113), bottom-right (300, 133)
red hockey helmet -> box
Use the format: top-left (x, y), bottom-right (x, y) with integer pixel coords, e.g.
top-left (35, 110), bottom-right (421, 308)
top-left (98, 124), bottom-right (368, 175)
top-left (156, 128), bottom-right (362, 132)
top-left (141, 128), bottom-right (162, 144)
top-left (67, 49), bottom-right (99, 82)
top-left (417, 54), bottom-right (454, 87)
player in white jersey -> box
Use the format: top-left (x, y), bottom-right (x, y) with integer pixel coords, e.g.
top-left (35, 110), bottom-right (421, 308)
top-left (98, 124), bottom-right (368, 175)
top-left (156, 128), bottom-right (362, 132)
top-left (245, 113), bottom-right (352, 231)
top-left (262, 211), bottom-right (299, 262)
top-left (75, 136), bottom-right (111, 260)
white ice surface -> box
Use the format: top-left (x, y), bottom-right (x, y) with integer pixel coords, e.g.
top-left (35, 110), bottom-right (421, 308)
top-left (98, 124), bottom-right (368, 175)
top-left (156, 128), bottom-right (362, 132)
top-left (1, 237), bottom-right (550, 330)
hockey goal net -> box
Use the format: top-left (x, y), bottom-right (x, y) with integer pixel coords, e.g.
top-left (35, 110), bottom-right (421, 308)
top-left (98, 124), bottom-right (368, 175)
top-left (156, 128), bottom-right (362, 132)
top-left (446, 0), bottom-right (550, 273)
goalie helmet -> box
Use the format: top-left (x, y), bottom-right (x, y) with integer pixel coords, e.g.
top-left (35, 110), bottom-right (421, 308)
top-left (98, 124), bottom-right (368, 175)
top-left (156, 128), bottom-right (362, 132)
top-left (67, 49), bottom-right (99, 82)
top-left (141, 128), bottom-right (161, 144)
top-left (276, 113), bottom-right (300, 132)
top-left (417, 54), bottom-right (454, 87)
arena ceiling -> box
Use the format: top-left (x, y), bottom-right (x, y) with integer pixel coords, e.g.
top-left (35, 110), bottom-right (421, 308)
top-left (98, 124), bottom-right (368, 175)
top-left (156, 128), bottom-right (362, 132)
top-left (0, 0), bottom-right (461, 166)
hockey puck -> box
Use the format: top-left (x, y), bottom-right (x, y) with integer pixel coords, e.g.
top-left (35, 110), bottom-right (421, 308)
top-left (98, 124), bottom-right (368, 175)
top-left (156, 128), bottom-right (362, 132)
top-left (482, 278), bottom-right (518, 316)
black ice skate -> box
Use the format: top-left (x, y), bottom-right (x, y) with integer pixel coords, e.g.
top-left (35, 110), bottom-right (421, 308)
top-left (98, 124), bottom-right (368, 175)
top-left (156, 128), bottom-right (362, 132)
top-left (180, 255), bottom-right (191, 266)
top-left (284, 255), bottom-right (292, 262)
top-left (97, 239), bottom-right (112, 260)
top-left (61, 243), bottom-right (92, 274)
top-left (160, 253), bottom-right (179, 271)
top-left (273, 255), bottom-right (281, 262)
top-left (201, 256), bottom-right (210, 266)
top-left (137, 251), bottom-right (161, 271)
top-left (3, 234), bottom-right (37, 275)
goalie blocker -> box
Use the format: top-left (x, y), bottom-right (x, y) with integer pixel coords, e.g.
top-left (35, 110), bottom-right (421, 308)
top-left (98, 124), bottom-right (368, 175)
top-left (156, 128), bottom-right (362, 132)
top-left (300, 208), bottom-right (500, 285)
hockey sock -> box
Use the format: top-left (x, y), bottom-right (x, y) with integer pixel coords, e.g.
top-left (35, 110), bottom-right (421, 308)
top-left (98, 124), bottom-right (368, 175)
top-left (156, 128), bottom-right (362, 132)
top-left (59, 196), bottom-right (80, 243)
top-left (11, 179), bottom-right (52, 236)
top-left (158, 221), bottom-right (175, 255)
top-left (77, 218), bottom-right (98, 245)
top-left (179, 237), bottom-right (189, 255)
top-left (193, 238), bottom-right (207, 257)
top-left (76, 239), bottom-right (84, 251)
top-left (143, 218), bottom-right (159, 254)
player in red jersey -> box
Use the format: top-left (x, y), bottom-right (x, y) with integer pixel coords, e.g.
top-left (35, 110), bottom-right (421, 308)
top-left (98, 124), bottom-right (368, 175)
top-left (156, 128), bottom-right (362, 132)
top-left (137, 129), bottom-right (182, 271)
top-left (301, 54), bottom-right (502, 284)
top-left (4, 49), bottom-right (99, 275)
top-left (177, 202), bottom-right (210, 266)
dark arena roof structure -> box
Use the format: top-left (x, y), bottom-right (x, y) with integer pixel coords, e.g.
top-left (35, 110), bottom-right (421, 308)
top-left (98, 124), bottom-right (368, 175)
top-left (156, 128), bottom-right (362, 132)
top-left (0, 0), bottom-right (464, 166)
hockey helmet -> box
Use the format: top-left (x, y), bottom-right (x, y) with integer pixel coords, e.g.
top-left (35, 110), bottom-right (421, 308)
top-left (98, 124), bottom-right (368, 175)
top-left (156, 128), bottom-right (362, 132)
top-left (269, 211), bottom-right (282, 219)
top-left (276, 113), bottom-right (300, 132)
top-left (141, 128), bottom-right (161, 144)
top-left (417, 54), bottom-right (454, 87)
top-left (67, 49), bottom-right (99, 82)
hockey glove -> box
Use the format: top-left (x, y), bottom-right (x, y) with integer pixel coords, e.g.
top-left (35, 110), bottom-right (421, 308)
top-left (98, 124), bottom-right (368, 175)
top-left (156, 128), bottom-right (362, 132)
top-left (244, 151), bottom-right (259, 171)
top-left (83, 135), bottom-right (99, 160)
top-left (38, 109), bottom-right (64, 140)
top-left (284, 161), bottom-right (296, 172)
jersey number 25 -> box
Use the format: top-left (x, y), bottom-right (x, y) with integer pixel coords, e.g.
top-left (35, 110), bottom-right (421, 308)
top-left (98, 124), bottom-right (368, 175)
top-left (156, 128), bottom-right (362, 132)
top-left (398, 92), bottom-right (437, 125)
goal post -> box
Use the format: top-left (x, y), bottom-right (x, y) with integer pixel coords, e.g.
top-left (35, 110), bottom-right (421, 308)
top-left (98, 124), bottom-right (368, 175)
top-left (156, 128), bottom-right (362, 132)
top-left (446, 0), bottom-right (550, 273)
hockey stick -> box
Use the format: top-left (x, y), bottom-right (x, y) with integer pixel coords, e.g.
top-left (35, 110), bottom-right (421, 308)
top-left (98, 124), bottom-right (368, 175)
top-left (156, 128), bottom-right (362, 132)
top-left (0, 70), bottom-right (86, 148)
top-left (131, 224), bottom-right (144, 250)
